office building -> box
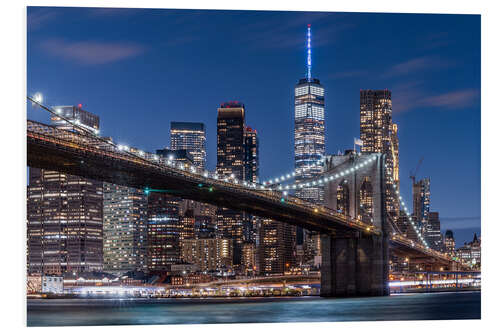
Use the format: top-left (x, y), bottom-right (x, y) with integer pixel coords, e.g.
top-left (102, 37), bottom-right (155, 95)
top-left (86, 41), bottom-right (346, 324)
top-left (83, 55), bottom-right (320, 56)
top-left (103, 184), bottom-right (148, 274)
top-left (27, 105), bottom-right (103, 275)
top-left (427, 211), bottom-right (443, 251)
top-left (257, 218), bottom-right (296, 275)
top-left (216, 101), bottom-right (249, 266)
top-left (244, 126), bottom-right (259, 183)
top-left (294, 25), bottom-right (325, 260)
top-left (241, 242), bottom-right (257, 274)
top-left (146, 192), bottom-right (181, 272)
top-left (360, 89), bottom-right (399, 216)
top-left (413, 177), bottom-right (431, 235)
top-left (180, 238), bottom-right (233, 272)
top-left (170, 122), bottom-right (206, 170)
top-left (294, 25), bottom-right (325, 204)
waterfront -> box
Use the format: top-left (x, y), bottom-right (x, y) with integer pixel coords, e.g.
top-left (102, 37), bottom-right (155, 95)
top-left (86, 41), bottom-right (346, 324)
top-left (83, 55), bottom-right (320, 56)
top-left (27, 291), bottom-right (480, 326)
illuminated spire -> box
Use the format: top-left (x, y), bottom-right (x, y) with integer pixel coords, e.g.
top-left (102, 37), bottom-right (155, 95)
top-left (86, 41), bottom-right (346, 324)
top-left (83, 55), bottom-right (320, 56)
top-left (307, 24), bottom-right (312, 81)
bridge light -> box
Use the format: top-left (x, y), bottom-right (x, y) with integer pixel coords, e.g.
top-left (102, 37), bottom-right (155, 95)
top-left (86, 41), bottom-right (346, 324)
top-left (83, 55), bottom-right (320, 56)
top-left (286, 174), bottom-right (290, 178)
top-left (292, 185), bottom-right (296, 189)
top-left (292, 172), bottom-right (296, 176)
top-left (203, 172), bottom-right (208, 177)
top-left (275, 178), bottom-right (279, 183)
top-left (33, 92), bottom-right (43, 104)
top-left (209, 187), bottom-right (214, 192)
top-left (281, 176), bottom-right (285, 181)
top-left (283, 191), bottom-right (288, 196)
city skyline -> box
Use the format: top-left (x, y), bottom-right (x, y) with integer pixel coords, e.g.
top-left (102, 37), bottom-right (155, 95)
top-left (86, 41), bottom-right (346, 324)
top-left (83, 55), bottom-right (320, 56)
top-left (27, 7), bottom-right (480, 245)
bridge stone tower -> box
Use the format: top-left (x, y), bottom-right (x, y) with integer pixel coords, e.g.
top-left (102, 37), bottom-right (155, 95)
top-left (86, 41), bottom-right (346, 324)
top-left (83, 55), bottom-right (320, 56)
top-left (320, 152), bottom-right (389, 297)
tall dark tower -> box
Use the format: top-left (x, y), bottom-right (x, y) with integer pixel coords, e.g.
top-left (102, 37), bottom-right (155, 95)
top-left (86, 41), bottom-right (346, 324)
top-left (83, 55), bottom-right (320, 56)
top-left (216, 102), bottom-right (247, 266)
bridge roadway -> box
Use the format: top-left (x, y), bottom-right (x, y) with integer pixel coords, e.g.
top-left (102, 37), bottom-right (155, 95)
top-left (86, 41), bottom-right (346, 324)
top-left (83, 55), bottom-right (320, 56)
top-left (27, 119), bottom-right (454, 264)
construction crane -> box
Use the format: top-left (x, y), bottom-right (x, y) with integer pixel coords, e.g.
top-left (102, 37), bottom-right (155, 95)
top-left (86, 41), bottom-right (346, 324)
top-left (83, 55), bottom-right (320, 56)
top-left (409, 157), bottom-right (424, 186)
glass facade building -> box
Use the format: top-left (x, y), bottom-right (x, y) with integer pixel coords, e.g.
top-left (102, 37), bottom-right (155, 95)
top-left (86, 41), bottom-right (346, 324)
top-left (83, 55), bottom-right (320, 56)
top-left (170, 122), bottom-right (206, 170)
top-left (146, 192), bottom-right (181, 272)
top-left (103, 184), bottom-right (148, 274)
top-left (27, 105), bottom-right (103, 275)
top-left (360, 89), bottom-right (399, 216)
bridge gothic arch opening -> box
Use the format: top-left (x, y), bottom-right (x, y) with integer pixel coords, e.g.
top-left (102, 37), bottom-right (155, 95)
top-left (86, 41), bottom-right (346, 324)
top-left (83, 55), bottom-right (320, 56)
top-left (336, 180), bottom-right (350, 217)
top-left (359, 176), bottom-right (373, 224)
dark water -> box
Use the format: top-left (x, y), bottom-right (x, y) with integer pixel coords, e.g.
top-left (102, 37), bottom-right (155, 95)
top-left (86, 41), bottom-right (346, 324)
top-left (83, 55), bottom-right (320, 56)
top-left (27, 291), bottom-right (481, 326)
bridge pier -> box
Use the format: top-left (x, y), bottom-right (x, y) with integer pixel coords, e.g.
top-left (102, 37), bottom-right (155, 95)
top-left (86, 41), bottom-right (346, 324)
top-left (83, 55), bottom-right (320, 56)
top-left (320, 233), bottom-right (389, 297)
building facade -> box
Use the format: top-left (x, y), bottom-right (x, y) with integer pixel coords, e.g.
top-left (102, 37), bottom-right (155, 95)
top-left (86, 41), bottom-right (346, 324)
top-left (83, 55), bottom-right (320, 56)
top-left (103, 183), bottom-right (148, 274)
top-left (427, 211), bottom-right (443, 251)
top-left (170, 122), bottom-right (206, 170)
top-left (257, 218), bottom-right (296, 275)
top-left (360, 89), bottom-right (399, 216)
top-left (27, 105), bottom-right (103, 275)
top-left (413, 177), bottom-right (431, 237)
top-left (180, 238), bottom-right (233, 272)
top-left (146, 192), bottom-right (181, 272)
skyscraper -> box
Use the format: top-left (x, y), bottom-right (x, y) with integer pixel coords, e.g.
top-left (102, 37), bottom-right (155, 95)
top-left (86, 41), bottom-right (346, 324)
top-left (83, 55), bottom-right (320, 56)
top-left (427, 211), bottom-right (443, 251)
top-left (257, 218), bottom-right (296, 275)
top-left (216, 102), bottom-right (261, 267)
top-left (217, 102), bottom-right (246, 180)
top-left (294, 25), bottom-right (325, 259)
top-left (244, 126), bottom-right (259, 183)
top-left (413, 177), bottom-right (431, 234)
top-left (360, 89), bottom-right (399, 216)
top-left (170, 122), bottom-right (206, 170)
top-left (27, 105), bottom-right (103, 275)
top-left (294, 25), bottom-right (325, 204)
top-left (146, 192), bottom-right (181, 272)
top-left (216, 102), bottom-right (246, 266)
top-left (103, 184), bottom-right (148, 274)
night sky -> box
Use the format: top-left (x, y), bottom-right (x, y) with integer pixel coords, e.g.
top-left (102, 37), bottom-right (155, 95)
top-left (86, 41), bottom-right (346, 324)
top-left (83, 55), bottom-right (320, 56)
top-left (27, 7), bottom-right (481, 246)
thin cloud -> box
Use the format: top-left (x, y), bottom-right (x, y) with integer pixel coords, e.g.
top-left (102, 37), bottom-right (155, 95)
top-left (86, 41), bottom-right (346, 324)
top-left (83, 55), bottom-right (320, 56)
top-left (392, 80), bottom-right (478, 113)
top-left (384, 56), bottom-right (451, 77)
top-left (27, 7), bottom-right (58, 30)
top-left (39, 39), bottom-right (147, 65)
top-left (422, 89), bottom-right (479, 109)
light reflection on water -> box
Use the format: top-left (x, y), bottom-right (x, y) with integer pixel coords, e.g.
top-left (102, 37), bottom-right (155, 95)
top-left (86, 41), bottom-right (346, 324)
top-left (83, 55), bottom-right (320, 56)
top-left (27, 292), bottom-right (480, 326)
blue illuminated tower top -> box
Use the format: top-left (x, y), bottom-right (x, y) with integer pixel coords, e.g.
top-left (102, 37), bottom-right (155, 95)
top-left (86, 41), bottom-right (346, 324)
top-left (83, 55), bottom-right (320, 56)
top-left (307, 24), bottom-right (312, 82)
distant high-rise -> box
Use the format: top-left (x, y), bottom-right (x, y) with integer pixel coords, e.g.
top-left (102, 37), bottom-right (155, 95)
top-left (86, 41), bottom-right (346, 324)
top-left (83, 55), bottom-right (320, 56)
top-left (170, 122), bottom-right (206, 170)
top-left (217, 102), bottom-right (246, 180)
top-left (146, 192), bottom-right (181, 272)
top-left (180, 238), bottom-right (233, 272)
top-left (103, 184), bottom-right (148, 274)
top-left (360, 89), bottom-right (399, 216)
top-left (257, 218), bottom-right (296, 275)
top-left (27, 105), bottom-right (103, 275)
top-left (244, 126), bottom-right (259, 183)
top-left (427, 211), bottom-right (442, 251)
top-left (413, 177), bottom-right (431, 234)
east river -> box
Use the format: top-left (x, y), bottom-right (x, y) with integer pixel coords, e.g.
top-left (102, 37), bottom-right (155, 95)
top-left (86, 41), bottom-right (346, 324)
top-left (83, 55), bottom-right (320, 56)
top-left (27, 291), bottom-right (480, 326)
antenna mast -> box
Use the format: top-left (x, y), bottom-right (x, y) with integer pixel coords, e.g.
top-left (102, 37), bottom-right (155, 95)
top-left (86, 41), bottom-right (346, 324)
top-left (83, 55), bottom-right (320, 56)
top-left (307, 24), bottom-right (312, 82)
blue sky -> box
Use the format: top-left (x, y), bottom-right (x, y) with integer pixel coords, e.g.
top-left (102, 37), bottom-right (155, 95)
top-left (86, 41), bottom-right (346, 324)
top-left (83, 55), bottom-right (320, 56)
top-left (27, 7), bottom-right (481, 245)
